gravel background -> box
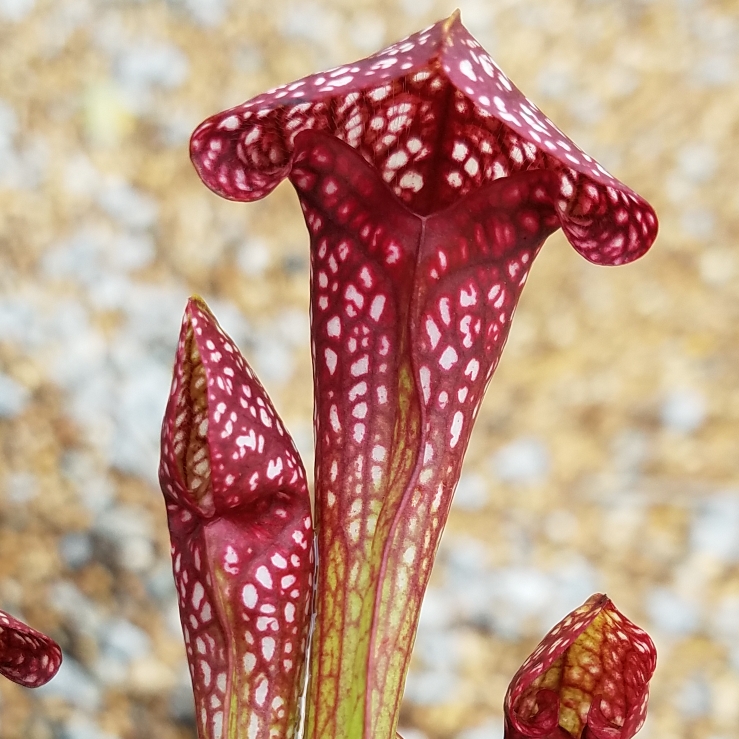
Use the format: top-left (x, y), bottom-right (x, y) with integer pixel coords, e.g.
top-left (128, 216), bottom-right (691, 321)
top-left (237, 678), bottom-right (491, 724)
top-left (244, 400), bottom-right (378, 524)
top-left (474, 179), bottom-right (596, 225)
top-left (0, 0), bottom-right (738, 738)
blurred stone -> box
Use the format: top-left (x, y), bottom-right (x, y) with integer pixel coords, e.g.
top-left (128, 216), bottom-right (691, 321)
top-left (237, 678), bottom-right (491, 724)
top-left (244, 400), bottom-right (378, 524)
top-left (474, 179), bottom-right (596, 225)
top-left (129, 655), bottom-right (176, 694)
top-left (169, 665), bottom-right (196, 722)
top-left (253, 332), bottom-right (294, 385)
top-left (712, 673), bottom-right (739, 725)
top-left (486, 567), bottom-right (552, 639)
top-left (699, 248), bottom-right (736, 287)
top-left (282, 252), bottom-right (308, 274)
top-left (63, 153), bottom-right (100, 198)
top-left (491, 437), bottom-right (550, 486)
top-left (611, 428), bottom-right (651, 475)
top-left (97, 180), bottom-right (158, 232)
top-left (645, 586), bottom-right (700, 637)
top-left (5, 471), bottom-right (38, 503)
top-left (93, 617), bottom-right (151, 686)
top-left (165, 598), bottom-right (184, 637)
top-left (274, 307), bottom-right (310, 348)
top-left (347, 12), bottom-right (386, 52)
top-left (0, 0), bottom-right (33, 21)
top-left (456, 718), bottom-right (504, 739)
top-left (36, 657), bottom-right (101, 711)
top-left (145, 561), bottom-right (178, 603)
top-left (690, 493), bottom-right (739, 562)
top-left (453, 471), bottom-right (488, 511)
top-left (110, 233), bottom-right (157, 273)
top-left (287, 420), bottom-right (314, 478)
top-left (675, 673), bottom-right (711, 719)
top-left (569, 93), bottom-right (604, 125)
top-left (403, 668), bottom-right (459, 706)
top-left (544, 557), bottom-right (600, 628)
top-left (59, 532), bottom-right (93, 569)
top-left (451, 0), bottom-right (496, 37)
top-left (537, 66), bottom-right (573, 100)
top-left (543, 508), bottom-right (579, 544)
top-left (0, 294), bottom-right (41, 348)
top-left (417, 587), bottom-right (456, 632)
top-left (203, 298), bottom-right (251, 350)
top-left (50, 580), bottom-right (104, 636)
top-left (694, 53), bottom-right (735, 86)
top-left (414, 626), bottom-right (461, 673)
top-left (398, 729), bottom-right (429, 739)
top-left (114, 43), bottom-right (189, 105)
top-left (398, 0), bottom-right (434, 18)
top-left (233, 43), bottom-right (263, 73)
top-left (93, 505), bottom-right (156, 572)
top-left (731, 647), bottom-right (739, 674)
top-left (43, 229), bottom-right (156, 312)
top-left (158, 107), bottom-right (199, 147)
top-left (661, 388), bottom-right (706, 434)
top-left (0, 98), bottom-right (16, 147)
top-left (101, 617), bottom-right (151, 662)
top-left (237, 238), bottom-right (271, 277)
top-left (171, 0), bottom-right (229, 27)
top-left (0, 114), bottom-right (46, 187)
top-left (83, 84), bottom-right (136, 148)
top-left (680, 207), bottom-right (715, 239)
top-left (711, 594), bottom-right (739, 643)
top-left (93, 652), bottom-right (128, 686)
top-left (25, 716), bottom-right (54, 739)
top-left (0, 371), bottom-right (29, 418)
top-left (59, 715), bottom-right (119, 739)
top-left (0, 578), bottom-right (23, 610)
top-left (443, 536), bottom-right (490, 579)
top-left (677, 142), bottom-right (717, 184)
top-left (280, 2), bottom-right (341, 48)
top-left (107, 357), bottom-right (171, 483)
top-left (61, 452), bottom-right (115, 515)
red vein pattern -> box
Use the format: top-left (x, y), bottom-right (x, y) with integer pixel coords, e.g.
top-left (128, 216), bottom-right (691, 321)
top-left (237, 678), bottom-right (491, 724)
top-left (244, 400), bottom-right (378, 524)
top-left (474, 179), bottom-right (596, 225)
top-left (0, 609), bottom-right (62, 688)
top-left (191, 13), bottom-right (657, 266)
top-left (505, 594), bottom-right (657, 739)
top-left (292, 131), bottom-right (562, 739)
top-left (294, 132), bottom-right (421, 739)
top-left (159, 298), bottom-right (313, 739)
top-left (188, 12), bottom-right (658, 739)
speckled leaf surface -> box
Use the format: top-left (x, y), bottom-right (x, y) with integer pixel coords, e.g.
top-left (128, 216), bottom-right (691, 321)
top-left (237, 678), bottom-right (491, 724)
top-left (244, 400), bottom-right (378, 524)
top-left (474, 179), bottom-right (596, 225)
top-left (191, 13), bottom-right (657, 266)
top-left (292, 130), bottom-right (565, 739)
top-left (189, 12), bottom-right (658, 739)
top-left (0, 609), bottom-right (62, 688)
top-left (159, 297), bottom-right (313, 739)
top-left (505, 594), bottom-right (657, 739)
